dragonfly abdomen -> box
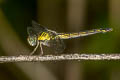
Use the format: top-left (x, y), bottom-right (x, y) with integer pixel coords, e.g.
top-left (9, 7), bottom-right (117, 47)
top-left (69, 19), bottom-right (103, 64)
top-left (58, 28), bottom-right (113, 39)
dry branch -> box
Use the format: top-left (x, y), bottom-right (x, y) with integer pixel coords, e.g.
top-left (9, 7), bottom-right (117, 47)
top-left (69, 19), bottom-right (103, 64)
top-left (0, 53), bottom-right (120, 63)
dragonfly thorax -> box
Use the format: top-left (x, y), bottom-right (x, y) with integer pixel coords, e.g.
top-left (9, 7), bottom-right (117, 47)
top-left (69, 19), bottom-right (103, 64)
top-left (38, 31), bottom-right (57, 41)
top-left (27, 36), bottom-right (37, 46)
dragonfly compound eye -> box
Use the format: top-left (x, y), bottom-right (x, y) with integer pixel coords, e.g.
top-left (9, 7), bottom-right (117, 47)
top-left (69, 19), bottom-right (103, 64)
top-left (27, 36), bottom-right (37, 46)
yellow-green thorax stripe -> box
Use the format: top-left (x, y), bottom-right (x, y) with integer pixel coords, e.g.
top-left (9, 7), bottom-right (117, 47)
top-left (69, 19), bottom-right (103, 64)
top-left (58, 28), bottom-right (113, 39)
top-left (38, 32), bottom-right (51, 40)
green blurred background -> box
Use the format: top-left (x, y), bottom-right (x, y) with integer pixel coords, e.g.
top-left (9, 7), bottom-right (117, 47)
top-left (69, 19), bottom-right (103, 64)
top-left (0, 0), bottom-right (119, 80)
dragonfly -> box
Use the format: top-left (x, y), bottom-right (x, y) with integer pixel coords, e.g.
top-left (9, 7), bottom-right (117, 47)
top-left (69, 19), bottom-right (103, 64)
top-left (27, 21), bottom-right (113, 55)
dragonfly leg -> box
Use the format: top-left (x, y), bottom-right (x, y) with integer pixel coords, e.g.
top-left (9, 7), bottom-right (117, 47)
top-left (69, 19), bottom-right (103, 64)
top-left (39, 42), bottom-right (43, 55)
top-left (30, 41), bottom-right (39, 55)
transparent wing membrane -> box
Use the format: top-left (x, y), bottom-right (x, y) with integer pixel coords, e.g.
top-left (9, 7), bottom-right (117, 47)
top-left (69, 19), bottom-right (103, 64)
top-left (32, 21), bottom-right (47, 35)
top-left (49, 36), bottom-right (65, 53)
top-left (27, 27), bottom-right (36, 36)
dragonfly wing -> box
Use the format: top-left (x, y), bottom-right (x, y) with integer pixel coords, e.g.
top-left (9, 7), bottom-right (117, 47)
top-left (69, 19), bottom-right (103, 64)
top-left (27, 27), bottom-right (36, 36)
top-left (32, 20), bottom-right (47, 35)
top-left (49, 36), bottom-right (65, 53)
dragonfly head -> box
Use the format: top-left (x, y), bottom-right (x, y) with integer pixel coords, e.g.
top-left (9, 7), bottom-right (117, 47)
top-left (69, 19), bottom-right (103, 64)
top-left (27, 36), bottom-right (37, 46)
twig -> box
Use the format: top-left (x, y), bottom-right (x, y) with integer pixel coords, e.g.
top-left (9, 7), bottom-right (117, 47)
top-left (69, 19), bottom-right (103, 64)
top-left (0, 53), bottom-right (120, 63)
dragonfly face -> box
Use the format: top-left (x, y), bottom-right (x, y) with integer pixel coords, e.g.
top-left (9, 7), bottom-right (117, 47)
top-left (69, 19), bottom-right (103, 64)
top-left (27, 36), bottom-right (37, 46)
